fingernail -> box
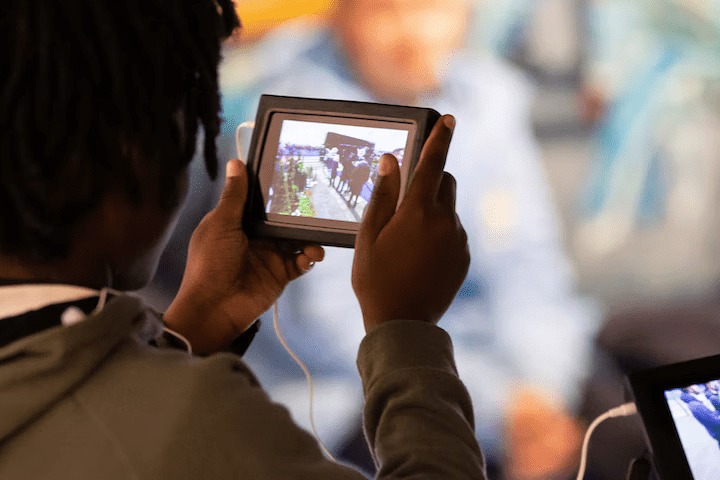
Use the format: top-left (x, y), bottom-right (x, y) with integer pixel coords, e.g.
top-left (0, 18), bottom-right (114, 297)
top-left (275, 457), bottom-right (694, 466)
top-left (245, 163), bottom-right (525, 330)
top-left (226, 160), bottom-right (241, 178)
top-left (303, 261), bottom-right (315, 272)
top-left (444, 115), bottom-right (456, 130)
top-left (378, 154), bottom-right (392, 176)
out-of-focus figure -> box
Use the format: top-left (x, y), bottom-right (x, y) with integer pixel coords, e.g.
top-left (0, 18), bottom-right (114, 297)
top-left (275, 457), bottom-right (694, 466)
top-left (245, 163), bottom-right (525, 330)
top-left (578, 0), bottom-right (720, 301)
top-left (576, 2), bottom-right (720, 478)
top-left (472, 0), bottom-right (539, 58)
top-left (146, 0), bottom-right (600, 477)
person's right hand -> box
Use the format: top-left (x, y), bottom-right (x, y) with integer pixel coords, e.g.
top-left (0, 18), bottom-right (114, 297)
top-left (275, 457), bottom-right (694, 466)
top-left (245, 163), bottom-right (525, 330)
top-left (352, 115), bottom-right (470, 332)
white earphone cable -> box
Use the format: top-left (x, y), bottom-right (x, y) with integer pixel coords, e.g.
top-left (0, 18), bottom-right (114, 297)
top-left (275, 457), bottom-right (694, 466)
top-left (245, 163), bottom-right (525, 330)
top-left (576, 402), bottom-right (638, 479)
top-left (93, 287), bottom-right (193, 357)
top-left (272, 301), bottom-right (336, 461)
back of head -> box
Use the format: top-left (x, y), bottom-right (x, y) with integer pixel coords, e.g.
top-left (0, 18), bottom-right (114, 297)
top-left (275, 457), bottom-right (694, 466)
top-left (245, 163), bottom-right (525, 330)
top-left (0, 0), bottom-right (239, 262)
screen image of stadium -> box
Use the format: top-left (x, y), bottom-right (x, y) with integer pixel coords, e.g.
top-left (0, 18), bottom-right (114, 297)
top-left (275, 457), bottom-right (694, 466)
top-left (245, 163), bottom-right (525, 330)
top-left (264, 118), bottom-right (410, 222)
top-left (665, 380), bottom-right (720, 479)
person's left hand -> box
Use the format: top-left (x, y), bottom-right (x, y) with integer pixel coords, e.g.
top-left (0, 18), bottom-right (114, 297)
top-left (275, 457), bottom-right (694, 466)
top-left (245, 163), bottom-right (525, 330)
top-left (505, 386), bottom-right (584, 480)
top-left (164, 159), bottom-right (324, 354)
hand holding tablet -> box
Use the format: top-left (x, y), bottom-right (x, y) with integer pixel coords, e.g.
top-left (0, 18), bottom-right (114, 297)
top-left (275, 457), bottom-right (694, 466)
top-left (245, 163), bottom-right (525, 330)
top-left (238, 95), bottom-right (441, 247)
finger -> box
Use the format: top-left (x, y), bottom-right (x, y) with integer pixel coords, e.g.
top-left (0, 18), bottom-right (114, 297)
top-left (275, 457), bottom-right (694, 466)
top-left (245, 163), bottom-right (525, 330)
top-left (250, 242), bottom-right (307, 282)
top-left (437, 172), bottom-right (457, 212)
top-left (214, 159), bottom-right (248, 223)
top-left (302, 244), bottom-right (325, 263)
top-left (406, 115), bottom-right (455, 203)
top-left (357, 154), bottom-right (401, 244)
top-left (295, 253), bottom-right (316, 274)
top-left (290, 246), bottom-right (325, 275)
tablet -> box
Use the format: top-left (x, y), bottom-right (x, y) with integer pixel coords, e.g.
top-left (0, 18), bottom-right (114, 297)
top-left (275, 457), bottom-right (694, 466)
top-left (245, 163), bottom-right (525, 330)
top-left (628, 354), bottom-right (720, 479)
top-left (238, 95), bottom-right (440, 247)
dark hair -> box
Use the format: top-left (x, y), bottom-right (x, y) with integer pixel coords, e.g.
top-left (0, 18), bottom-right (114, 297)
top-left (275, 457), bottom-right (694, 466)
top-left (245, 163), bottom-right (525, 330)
top-left (0, 0), bottom-right (239, 260)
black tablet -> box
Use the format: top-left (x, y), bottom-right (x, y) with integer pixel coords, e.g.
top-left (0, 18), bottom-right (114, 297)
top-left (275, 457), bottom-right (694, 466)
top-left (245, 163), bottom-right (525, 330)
top-left (628, 354), bottom-right (720, 479)
top-left (238, 95), bottom-right (441, 247)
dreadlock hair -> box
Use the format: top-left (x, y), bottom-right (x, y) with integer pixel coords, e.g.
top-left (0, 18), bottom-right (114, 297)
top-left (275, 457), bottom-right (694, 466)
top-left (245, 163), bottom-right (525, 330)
top-left (0, 0), bottom-right (240, 261)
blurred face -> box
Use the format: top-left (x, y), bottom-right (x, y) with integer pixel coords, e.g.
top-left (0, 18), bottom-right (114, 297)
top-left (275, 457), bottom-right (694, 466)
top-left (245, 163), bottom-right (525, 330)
top-left (336, 0), bottom-right (469, 103)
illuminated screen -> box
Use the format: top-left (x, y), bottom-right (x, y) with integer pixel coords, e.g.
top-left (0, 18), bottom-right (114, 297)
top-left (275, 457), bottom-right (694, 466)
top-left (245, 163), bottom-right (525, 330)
top-left (260, 114), bottom-right (414, 230)
top-left (665, 380), bottom-right (720, 479)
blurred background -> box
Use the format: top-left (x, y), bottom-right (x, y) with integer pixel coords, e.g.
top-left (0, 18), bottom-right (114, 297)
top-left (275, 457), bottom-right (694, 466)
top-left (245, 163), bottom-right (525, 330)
top-left (142, 1), bottom-right (720, 478)
top-left (229, 0), bottom-right (720, 304)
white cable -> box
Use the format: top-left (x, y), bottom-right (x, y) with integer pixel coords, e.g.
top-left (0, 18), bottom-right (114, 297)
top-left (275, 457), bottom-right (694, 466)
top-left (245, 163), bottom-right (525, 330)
top-left (93, 287), bottom-right (110, 314)
top-left (272, 301), bottom-right (336, 461)
top-left (162, 326), bottom-right (193, 357)
top-left (92, 287), bottom-right (124, 314)
top-left (576, 402), bottom-right (638, 480)
top-left (93, 287), bottom-right (193, 356)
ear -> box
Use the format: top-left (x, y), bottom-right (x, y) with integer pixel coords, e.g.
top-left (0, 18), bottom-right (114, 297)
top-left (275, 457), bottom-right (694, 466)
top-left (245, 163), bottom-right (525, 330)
top-left (95, 167), bottom-right (188, 290)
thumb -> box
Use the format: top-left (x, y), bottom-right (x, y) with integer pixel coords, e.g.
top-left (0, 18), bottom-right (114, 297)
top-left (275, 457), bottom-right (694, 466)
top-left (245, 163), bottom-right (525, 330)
top-left (357, 154), bottom-right (400, 245)
top-left (214, 159), bottom-right (248, 223)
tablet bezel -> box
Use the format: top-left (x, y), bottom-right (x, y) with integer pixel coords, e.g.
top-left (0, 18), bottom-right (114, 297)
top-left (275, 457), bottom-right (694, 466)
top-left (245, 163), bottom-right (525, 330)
top-left (629, 353), bottom-right (720, 479)
top-left (241, 95), bottom-right (440, 247)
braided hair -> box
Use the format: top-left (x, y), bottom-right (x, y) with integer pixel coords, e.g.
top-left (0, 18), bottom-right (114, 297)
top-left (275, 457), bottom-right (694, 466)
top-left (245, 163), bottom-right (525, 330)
top-left (0, 0), bottom-right (239, 261)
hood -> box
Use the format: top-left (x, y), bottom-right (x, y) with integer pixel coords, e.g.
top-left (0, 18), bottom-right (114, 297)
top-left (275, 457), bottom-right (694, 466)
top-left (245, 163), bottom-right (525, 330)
top-left (0, 295), bottom-right (162, 441)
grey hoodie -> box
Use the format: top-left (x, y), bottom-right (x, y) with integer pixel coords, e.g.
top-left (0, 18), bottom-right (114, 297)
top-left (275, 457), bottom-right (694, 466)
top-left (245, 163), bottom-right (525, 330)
top-left (0, 294), bottom-right (485, 479)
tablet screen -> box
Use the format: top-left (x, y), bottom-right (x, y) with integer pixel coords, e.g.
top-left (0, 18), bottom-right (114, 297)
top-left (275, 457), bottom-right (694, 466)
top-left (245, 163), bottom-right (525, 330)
top-left (241, 94), bottom-right (440, 247)
top-left (260, 113), bottom-right (414, 231)
top-left (628, 354), bottom-right (720, 479)
top-left (665, 380), bottom-right (720, 479)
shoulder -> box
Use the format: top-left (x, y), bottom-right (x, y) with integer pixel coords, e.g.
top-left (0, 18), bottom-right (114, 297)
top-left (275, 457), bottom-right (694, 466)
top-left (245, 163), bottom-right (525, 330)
top-left (235, 25), bottom-right (340, 90)
top-left (457, 52), bottom-right (532, 90)
top-left (225, 27), bottom-right (369, 102)
top-left (80, 334), bottom-right (267, 415)
top-left (223, 21), bottom-right (329, 85)
top-left (445, 52), bottom-right (535, 120)
top-left (79, 342), bottom-right (334, 477)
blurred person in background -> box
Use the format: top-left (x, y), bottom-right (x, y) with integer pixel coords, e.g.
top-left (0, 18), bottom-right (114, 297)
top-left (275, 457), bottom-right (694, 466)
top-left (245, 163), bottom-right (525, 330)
top-left (145, 0), bottom-right (600, 477)
top-left (471, 0), bottom-right (539, 59)
top-left (576, 2), bottom-right (720, 478)
top-left (578, 0), bottom-right (720, 298)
